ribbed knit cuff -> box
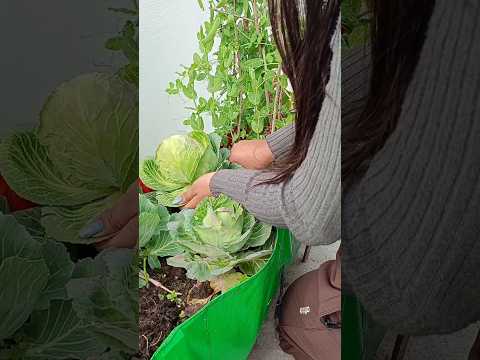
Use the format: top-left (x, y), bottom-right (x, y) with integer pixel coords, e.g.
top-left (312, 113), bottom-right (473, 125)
top-left (266, 124), bottom-right (295, 162)
top-left (210, 169), bottom-right (256, 204)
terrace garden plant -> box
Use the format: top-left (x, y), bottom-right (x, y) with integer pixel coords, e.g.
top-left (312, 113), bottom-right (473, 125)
top-left (138, 1), bottom-right (367, 358)
top-left (0, 3), bottom-right (140, 359)
top-left (137, 0), bottom-right (295, 357)
top-left (341, 0), bottom-right (370, 48)
top-left (166, 0), bottom-right (294, 144)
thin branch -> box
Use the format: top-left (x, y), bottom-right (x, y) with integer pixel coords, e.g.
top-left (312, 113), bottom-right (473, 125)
top-left (233, 0), bottom-right (244, 141)
top-left (148, 277), bottom-right (181, 295)
top-left (271, 66), bottom-right (283, 134)
top-left (252, 0), bottom-right (271, 134)
top-left (214, 9), bottom-right (254, 22)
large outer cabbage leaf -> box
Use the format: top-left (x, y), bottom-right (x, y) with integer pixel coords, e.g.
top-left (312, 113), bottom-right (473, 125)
top-left (166, 195), bottom-right (272, 281)
top-left (0, 73), bottom-right (138, 244)
top-left (17, 300), bottom-right (105, 360)
top-left (140, 132), bottom-right (229, 207)
top-left (0, 212), bottom-right (136, 359)
top-left (0, 132), bottom-right (107, 206)
top-left (0, 214), bottom-right (49, 340)
top-left (66, 249), bottom-right (138, 354)
top-left (139, 194), bottom-right (183, 258)
top-left (38, 73), bottom-right (138, 194)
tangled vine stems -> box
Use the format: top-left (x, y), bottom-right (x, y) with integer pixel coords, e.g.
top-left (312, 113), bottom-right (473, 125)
top-left (105, 0), bottom-right (139, 87)
top-left (166, 0), bottom-right (294, 145)
top-left (341, 0), bottom-right (370, 48)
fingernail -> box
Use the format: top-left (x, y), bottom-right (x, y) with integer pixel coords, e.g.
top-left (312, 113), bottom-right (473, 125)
top-left (172, 196), bottom-right (184, 206)
top-left (79, 220), bottom-right (104, 238)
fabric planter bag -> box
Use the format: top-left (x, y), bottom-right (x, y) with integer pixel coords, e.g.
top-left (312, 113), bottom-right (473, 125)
top-left (152, 229), bottom-right (294, 360)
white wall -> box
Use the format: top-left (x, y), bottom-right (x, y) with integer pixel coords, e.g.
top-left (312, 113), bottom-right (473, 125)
top-left (140, 0), bottom-right (212, 159)
top-left (0, 1), bottom-right (126, 136)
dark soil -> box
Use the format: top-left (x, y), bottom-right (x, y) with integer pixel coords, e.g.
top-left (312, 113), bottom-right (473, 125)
top-left (138, 260), bottom-right (213, 360)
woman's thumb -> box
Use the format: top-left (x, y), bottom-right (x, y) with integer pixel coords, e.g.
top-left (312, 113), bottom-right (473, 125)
top-left (79, 182), bottom-right (138, 239)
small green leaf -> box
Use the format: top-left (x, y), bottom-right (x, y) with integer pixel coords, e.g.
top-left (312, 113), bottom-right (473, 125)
top-left (148, 256), bottom-right (161, 269)
top-left (182, 84), bottom-right (197, 100)
top-left (105, 37), bottom-right (122, 50)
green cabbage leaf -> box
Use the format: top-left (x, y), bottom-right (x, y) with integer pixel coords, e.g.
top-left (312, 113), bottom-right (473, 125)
top-left (140, 131), bottom-right (229, 207)
top-left (166, 195), bottom-right (273, 281)
top-left (0, 73), bottom-right (138, 244)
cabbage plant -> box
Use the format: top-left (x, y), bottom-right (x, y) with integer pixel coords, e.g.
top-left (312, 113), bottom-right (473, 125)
top-left (140, 131), bottom-right (229, 207)
top-left (138, 193), bottom-right (183, 287)
top-left (167, 195), bottom-right (273, 281)
top-left (0, 73), bottom-right (138, 244)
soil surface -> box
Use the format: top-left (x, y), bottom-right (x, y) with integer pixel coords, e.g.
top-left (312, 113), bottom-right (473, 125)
top-left (138, 260), bottom-right (213, 359)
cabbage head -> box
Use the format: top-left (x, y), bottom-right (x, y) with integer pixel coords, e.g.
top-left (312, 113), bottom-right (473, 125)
top-left (140, 131), bottom-right (229, 207)
top-left (167, 195), bottom-right (273, 281)
top-left (0, 73), bottom-right (138, 244)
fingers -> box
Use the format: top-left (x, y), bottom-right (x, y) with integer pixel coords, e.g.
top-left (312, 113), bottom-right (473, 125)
top-left (183, 196), bottom-right (201, 209)
top-left (107, 182), bottom-right (139, 223)
top-left (80, 182), bottom-right (138, 239)
top-left (176, 187), bottom-right (195, 206)
top-left (95, 216), bottom-right (138, 251)
top-left (229, 142), bottom-right (241, 163)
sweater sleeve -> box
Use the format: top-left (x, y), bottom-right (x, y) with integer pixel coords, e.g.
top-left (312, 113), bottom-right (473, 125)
top-left (342, 0), bottom-right (480, 335)
top-left (265, 124), bottom-right (295, 162)
top-left (211, 26), bottom-right (341, 246)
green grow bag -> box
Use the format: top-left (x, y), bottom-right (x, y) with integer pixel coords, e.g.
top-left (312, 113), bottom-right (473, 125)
top-left (152, 229), bottom-right (294, 360)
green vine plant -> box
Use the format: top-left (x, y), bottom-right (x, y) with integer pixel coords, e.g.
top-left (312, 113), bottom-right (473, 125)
top-left (341, 0), bottom-right (370, 48)
top-left (105, 0), bottom-right (139, 87)
top-left (166, 0), bottom-right (294, 146)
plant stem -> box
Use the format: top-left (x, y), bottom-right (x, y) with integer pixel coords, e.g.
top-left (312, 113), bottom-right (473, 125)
top-left (148, 277), bottom-right (180, 295)
top-left (252, 0), bottom-right (271, 135)
top-left (214, 9), bottom-right (254, 22)
top-left (233, 0), bottom-right (244, 141)
top-left (271, 66), bottom-right (282, 134)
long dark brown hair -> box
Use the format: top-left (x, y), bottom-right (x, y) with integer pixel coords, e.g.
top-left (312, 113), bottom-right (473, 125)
top-left (342, 0), bottom-right (436, 189)
top-left (266, 0), bottom-right (340, 184)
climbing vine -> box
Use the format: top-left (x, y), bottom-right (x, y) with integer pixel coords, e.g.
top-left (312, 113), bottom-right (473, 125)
top-left (105, 0), bottom-right (139, 88)
top-left (341, 0), bottom-right (369, 48)
top-left (166, 0), bottom-right (294, 146)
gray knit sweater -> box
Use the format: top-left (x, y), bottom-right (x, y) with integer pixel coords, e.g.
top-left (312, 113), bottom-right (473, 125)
top-left (343, 0), bottom-right (480, 335)
top-left (210, 26), bottom-right (341, 246)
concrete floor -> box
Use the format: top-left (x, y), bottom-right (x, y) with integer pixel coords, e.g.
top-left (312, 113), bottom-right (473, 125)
top-left (249, 241), bottom-right (340, 360)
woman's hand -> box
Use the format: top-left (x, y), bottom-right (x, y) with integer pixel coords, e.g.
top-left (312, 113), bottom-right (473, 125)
top-left (79, 182), bottom-right (138, 250)
top-left (175, 172), bottom-right (215, 209)
top-left (230, 140), bottom-right (273, 170)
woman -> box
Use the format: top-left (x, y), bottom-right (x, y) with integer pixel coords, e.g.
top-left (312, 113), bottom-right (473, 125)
top-left (81, 0), bottom-right (342, 358)
top-left (342, 0), bottom-right (480, 358)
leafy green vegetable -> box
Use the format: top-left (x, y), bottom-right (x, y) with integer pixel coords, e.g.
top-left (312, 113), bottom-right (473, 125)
top-left (140, 131), bottom-right (229, 207)
top-left (0, 214), bottom-right (49, 340)
top-left (167, 195), bottom-right (272, 281)
top-left (0, 212), bottom-right (137, 358)
top-left (0, 73), bottom-right (138, 244)
top-left (66, 249), bottom-right (138, 354)
top-left (18, 300), bottom-right (104, 359)
top-left (138, 194), bottom-right (184, 288)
